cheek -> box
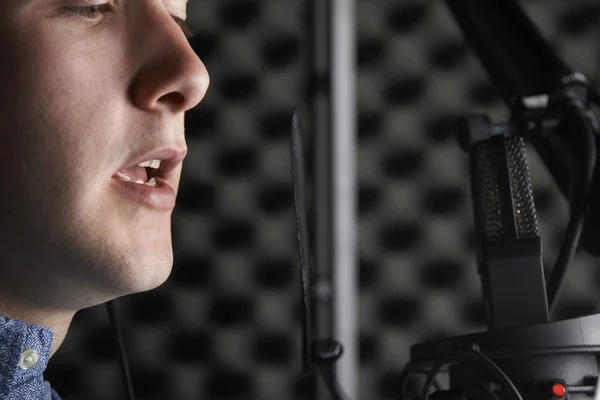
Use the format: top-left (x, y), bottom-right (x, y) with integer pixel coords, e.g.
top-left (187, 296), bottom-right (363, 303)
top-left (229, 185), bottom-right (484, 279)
top-left (0, 17), bottom-right (121, 120)
top-left (0, 34), bottom-right (123, 210)
top-left (0, 12), bottom-right (133, 136)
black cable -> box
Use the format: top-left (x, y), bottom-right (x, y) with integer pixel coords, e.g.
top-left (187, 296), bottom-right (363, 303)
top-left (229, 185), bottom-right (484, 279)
top-left (480, 383), bottom-right (501, 400)
top-left (431, 377), bottom-right (442, 392)
top-left (398, 361), bottom-right (445, 400)
top-left (420, 359), bottom-right (445, 400)
top-left (588, 86), bottom-right (600, 107)
top-left (106, 301), bottom-right (136, 400)
top-left (546, 101), bottom-right (597, 315)
top-left (399, 344), bottom-right (523, 400)
top-left (317, 364), bottom-right (351, 400)
top-left (459, 383), bottom-right (501, 400)
top-left (317, 349), bottom-right (443, 400)
top-left (459, 344), bottom-right (523, 400)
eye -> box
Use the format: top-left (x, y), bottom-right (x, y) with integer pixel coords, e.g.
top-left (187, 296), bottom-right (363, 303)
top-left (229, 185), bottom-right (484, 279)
top-left (62, 5), bottom-right (194, 40)
top-left (63, 4), bottom-right (112, 21)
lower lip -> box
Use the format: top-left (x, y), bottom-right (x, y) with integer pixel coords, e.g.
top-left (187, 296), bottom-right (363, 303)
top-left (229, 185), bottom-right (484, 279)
top-left (110, 176), bottom-right (176, 211)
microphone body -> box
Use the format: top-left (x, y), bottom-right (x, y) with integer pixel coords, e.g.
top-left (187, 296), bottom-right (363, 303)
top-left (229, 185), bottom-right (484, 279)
top-left (406, 113), bottom-right (597, 400)
top-left (468, 124), bottom-right (549, 330)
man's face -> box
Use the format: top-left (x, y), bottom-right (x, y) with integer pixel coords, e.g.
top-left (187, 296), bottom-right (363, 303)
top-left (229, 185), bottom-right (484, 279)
top-left (0, 0), bottom-right (209, 311)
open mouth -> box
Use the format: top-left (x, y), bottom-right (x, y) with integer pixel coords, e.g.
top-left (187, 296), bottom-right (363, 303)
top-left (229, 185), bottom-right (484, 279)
top-left (108, 147), bottom-right (186, 211)
top-left (111, 147), bottom-right (187, 189)
top-left (114, 162), bottom-right (162, 187)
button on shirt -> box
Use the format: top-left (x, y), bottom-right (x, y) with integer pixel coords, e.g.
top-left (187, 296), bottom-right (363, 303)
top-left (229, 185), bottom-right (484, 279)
top-left (0, 316), bottom-right (61, 399)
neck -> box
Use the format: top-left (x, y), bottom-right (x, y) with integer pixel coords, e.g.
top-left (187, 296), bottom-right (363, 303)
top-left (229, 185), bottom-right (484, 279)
top-left (0, 298), bottom-right (75, 360)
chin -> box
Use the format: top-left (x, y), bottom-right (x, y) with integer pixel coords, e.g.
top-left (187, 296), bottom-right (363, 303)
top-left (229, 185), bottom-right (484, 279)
top-left (101, 244), bottom-right (175, 298)
top-left (128, 252), bottom-right (174, 294)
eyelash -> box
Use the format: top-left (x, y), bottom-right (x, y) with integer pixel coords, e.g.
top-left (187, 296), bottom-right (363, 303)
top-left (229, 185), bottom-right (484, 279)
top-left (63, 4), bottom-right (194, 40)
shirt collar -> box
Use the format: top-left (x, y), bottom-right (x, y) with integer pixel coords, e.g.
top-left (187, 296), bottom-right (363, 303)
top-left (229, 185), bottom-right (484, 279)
top-left (0, 316), bottom-right (54, 389)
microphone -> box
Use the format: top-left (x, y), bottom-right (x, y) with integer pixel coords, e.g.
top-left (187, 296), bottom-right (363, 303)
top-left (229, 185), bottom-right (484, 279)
top-left (445, 0), bottom-right (600, 260)
top-left (405, 109), bottom-right (597, 400)
top-left (461, 119), bottom-right (549, 330)
top-left (446, 0), bottom-right (600, 318)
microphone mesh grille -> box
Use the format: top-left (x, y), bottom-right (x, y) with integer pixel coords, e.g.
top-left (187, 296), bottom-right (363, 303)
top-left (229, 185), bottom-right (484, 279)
top-left (472, 136), bottom-right (539, 243)
top-left (473, 141), bottom-right (504, 242)
top-left (507, 136), bottom-right (539, 239)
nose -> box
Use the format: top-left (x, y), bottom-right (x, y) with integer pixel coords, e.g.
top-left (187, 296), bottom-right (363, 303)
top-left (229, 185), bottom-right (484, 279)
top-left (131, 9), bottom-right (210, 115)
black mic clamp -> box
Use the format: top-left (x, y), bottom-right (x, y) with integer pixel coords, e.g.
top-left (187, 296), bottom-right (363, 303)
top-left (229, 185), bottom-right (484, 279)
top-left (456, 114), bottom-right (519, 152)
top-left (456, 76), bottom-right (598, 155)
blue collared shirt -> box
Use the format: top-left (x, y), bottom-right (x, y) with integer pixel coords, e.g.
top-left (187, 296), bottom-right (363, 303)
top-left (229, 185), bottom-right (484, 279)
top-left (0, 316), bottom-right (61, 399)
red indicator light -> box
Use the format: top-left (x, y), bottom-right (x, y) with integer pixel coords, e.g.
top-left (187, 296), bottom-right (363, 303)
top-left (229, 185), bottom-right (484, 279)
top-left (552, 383), bottom-right (566, 397)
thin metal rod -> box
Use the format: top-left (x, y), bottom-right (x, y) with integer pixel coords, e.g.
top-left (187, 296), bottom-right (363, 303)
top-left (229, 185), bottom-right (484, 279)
top-left (309, 0), bottom-right (334, 398)
top-left (331, 0), bottom-right (357, 398)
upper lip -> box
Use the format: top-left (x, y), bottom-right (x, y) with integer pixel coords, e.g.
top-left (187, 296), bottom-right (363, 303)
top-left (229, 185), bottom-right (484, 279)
top-left (117, 146), bottom-right (188, 180)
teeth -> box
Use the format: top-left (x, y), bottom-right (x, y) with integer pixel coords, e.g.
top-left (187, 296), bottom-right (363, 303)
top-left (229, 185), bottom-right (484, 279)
top-left (116, 172), bottom-right (131, 182)
top-left (144, 177), bottom-right (157, 187)
top-left (138, 159), bottom-right (161, 169)
top-left (115, 173), bottom-right (157, 187)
